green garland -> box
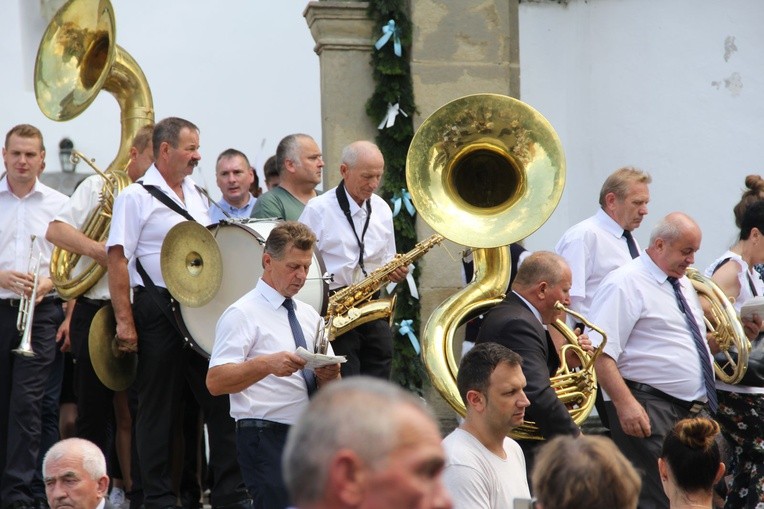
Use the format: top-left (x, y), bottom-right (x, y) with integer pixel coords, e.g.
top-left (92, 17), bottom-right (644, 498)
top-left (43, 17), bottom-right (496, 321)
top-left (365, 1), bottom-right (426, 394)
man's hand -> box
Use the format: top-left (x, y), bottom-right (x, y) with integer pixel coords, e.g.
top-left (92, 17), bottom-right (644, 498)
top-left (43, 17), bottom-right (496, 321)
top-left (0, 270), bottom-right (35, 297)
top-left (576, 328), bottom-right (593, 354)
top-left (614, 394), bottom-right (652, 438)
top-left (115, 321), bottom-right (139, 353)
top-left (265, 351), bottom-right (307, 377)
top-left (742, 314), bottom-right (762, 341)
top-left (388, 264), bottom-right (409, 284)
top-left (315, 363), bottom-right (341, 386)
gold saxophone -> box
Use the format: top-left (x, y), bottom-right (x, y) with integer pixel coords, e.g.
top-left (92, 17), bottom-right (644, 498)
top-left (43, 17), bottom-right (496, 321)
top-left (327, 234), bottom-right (444, 337)
top-left (35, 0), bottom-right (154, 300)
top-left (510, 302), bottom-right (607, 441)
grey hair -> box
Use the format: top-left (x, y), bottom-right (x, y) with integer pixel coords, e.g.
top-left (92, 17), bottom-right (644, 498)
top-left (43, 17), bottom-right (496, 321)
top-left (512, 251), bottom-right (567, 289)
top-left (43, 438), bottom-right (107, 480)
top-left (283, 377), bottom-right (432, 505)
top-left (598, 166), bottom-right (652, 208)
top-left (649, 212), bottom-right (699, 246)
top-left (152, 117), bottom-right (198, 160)
top-left (340, 141), bottom-right (382, 169)
top-left (276, 134), bottom-right (312, 175)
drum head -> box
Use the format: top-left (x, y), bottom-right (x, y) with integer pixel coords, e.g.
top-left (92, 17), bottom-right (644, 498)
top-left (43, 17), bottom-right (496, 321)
top-left (178, 220), bottom-right (327, 358)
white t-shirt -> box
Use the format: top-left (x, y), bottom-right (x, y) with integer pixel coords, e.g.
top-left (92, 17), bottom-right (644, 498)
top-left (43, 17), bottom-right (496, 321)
top-left (442, 428), bottom-right (530, 509)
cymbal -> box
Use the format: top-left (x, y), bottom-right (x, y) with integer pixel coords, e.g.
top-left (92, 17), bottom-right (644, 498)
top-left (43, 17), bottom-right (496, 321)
top-left (89, 304), bottom-right (137, 392)
top-left (161, 221), bottom-right (222, 307)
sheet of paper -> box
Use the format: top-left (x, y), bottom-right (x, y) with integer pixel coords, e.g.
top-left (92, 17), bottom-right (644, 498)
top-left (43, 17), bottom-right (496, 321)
top-left (740, 296), bottom-right (764, 320)
top-left (295, 347), bottom-right (347, 370)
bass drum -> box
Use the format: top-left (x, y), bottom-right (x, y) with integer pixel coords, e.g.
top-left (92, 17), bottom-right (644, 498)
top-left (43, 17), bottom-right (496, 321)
top-left (176, 219), bottom-right (328, 358)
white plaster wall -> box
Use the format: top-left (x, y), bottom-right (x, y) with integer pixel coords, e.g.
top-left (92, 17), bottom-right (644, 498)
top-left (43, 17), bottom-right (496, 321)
top-left (519, 0), bottom-right (764, 270)
top-left (0, 0), bottom-right (321, 199)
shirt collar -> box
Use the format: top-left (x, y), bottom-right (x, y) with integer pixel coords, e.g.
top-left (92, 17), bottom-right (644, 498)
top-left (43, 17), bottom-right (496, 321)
top-left (594, 208), bottom-right (627, 238)
top-left (257, 278), bottom-right (288, 310)
top-left (513, 290), bottom-right (544, 325)
top-left (340, 185), bottom-right (367, 216)
top-left (641, 251), bottom-right (679, 286)
top-left (0, 176), bottom-right (44, 199)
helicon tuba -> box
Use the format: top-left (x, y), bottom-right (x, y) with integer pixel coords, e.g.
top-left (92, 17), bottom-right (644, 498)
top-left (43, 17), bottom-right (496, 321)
top-left (686, 268), bottom-right (750, 384)
top-left (35, 0), bottom-right (154, 300)
top-left (406, 94), bottom-right (568, 419)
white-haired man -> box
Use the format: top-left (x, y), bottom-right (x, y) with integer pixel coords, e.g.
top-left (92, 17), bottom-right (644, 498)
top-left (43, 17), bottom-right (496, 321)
top-left (43, 438), bottom-right (110, 509)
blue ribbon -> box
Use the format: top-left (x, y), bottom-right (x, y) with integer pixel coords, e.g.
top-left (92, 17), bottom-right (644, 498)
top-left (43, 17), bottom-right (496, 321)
top-left (398, 319), bottom-right (420, 354)
top-left (374, 19), bottom-right (402, 57)
top-left (391, 188), bottom-right (416, 217)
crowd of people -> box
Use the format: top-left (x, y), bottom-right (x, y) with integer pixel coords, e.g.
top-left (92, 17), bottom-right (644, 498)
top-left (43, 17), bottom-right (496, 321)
top-left (2, 117), bottom-right (764, 509)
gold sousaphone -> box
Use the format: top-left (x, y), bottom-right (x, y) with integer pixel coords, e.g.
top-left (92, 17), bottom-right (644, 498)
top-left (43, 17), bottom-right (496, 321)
top-left (36, 0), bottom-right (154, 300)
top-left (408, 94), bottom-right (588, 437)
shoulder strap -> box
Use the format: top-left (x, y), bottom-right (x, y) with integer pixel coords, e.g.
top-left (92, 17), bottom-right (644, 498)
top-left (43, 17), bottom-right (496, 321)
top-left (711, 257), bottom-right (732, 275)
top-left (335, 180), bottom-right (372, 277)
top-left (139, 183), bottom-right (196, 222)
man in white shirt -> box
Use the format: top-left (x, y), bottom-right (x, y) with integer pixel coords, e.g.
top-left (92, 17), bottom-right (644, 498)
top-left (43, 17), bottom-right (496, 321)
top-left (107, 117), bottom-right (250, 509)
top-left (0, 124), bottom-right (68, 509)
top-left (43, 438), bottom-right (109, 509)
top-left (251, 134), bottom-right (323, 221)
top-left (555, 166), bottom-right (651, 431)
top-left (207, 221), bottom-right (341, 509)
top-left (209, 148), bottom-right (256, 222)
top-left (299, 141), bottom-right (407, 379)
top-left (283, 377), bottom-right (453, 509)
top-left (45, 125), bottom-right (153, 475)
top-left (442, 342), bottom-right (531, 508)
top-left (589, 212), bottom-right (758, 509)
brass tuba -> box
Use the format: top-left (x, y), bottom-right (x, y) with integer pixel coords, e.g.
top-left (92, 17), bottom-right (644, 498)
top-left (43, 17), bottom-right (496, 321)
top-left (407, 94), bottom-right (566, 416)
top-left (35, 0), bottom-right (154, 300)
top-left (686, 268), bottom-right (750, 384)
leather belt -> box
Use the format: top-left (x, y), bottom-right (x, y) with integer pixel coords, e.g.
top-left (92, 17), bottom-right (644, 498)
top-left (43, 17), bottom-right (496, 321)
top-left (624, 380), bottom-right (706, 414)
top-left (236, 418), bottom-right (290, 432)
top-left (0, 295), bottom-right (61, 308)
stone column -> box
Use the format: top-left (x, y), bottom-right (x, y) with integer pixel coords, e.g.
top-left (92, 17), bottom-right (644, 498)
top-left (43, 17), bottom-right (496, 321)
top-left (304, 1), bottom-right (377, 189)
top-left (410, 0), bottom-right (521, 431)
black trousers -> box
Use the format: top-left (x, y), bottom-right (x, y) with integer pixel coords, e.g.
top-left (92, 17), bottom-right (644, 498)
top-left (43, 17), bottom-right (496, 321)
top-left (235, 423), bottom-right (289, 509)
top-left (132, 289), bottom-right (247, 509)
top-left (605, 391), bottom-right (693, 509)
top-left (0, 299), bottom-right (63, 508)
top-left (71, 299), bottom-right (116, 462)
top-left (331, 318), bottom-right (393, 379)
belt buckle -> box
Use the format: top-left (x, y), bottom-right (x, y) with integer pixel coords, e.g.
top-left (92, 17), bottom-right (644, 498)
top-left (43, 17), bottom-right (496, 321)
top-left (688, 402), bottom-right (704, 414)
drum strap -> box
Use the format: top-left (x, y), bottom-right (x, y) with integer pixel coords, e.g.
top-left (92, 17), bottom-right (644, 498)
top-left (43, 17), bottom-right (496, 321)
top-left (135, 182), bottom-right (201, 338)
top-left (336, 180), bottom-right (371, 277)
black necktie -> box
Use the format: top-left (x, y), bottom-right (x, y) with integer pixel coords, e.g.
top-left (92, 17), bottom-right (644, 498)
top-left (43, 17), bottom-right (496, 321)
top-left (623, 230), bottom-right (639, 259)
top-left (667, 277), bottom-right (717, 412)
top-left (282, 298), bottom-right (317, 395)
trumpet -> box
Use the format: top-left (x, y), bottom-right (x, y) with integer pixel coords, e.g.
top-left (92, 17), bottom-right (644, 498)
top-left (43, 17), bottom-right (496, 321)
top-left (15, 235), bottom-right (41, 357)
top-left (314, 315), bottom-right (333, 355)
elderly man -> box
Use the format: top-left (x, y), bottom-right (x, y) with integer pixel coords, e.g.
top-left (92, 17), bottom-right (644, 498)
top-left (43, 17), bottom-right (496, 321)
top-left (207, 221), bottom-right (341, 509)
top-left (251, 134), bottom-right (323, 220)
top-left (442, 342), bottom-right (531, 508)
top-left (475, 251), bottom-right (586, 470)
top-left (1, 124), bottom-right (68, 509)
top-left (107, 117), bottom-right (250, 509)
top-left (209, 148), bottom-right (256, 222)
top-left (43, 438), bottom-right (110, 509)
top-left (589, 212), bottom-right (759, 509)
top-left (299, 140), bottom-right (407, 379)
top-left (282, 376), bottom-right (452, 509)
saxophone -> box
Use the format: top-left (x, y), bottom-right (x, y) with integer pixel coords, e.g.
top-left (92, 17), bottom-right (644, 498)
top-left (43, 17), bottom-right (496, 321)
top-left (327, 234), bottom-right (444, 337)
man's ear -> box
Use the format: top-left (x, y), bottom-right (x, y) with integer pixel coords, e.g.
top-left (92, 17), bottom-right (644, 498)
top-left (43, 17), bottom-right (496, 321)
top-left (465, 389), bottom-right (485, 412)
top-left (339, 163), bottom-right (349, 180)
top-left (96, 474), bottom-right (109, 498)
top-left (331, 450), bottom-right (366, 506)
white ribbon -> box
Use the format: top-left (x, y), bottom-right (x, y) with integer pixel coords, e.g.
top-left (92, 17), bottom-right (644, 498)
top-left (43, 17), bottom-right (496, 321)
top-left (378, 102), bottom-right (408, 130)
top-left (386, 263), bottom-right (418, 299)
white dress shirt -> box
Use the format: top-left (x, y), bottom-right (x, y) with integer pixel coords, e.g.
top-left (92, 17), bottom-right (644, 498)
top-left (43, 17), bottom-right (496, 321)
top-left (106, 165), bottom-right (210, 288)
top-left (0, 178), bottom-right (67, 299)
top-left (210, 278), bottom-right (333, 424)
top-left (52, 174), bottom-right (110, 300)
top-left (298, 186), bottom-right (396, 290)
top-left (706, 250), bottom-right (764, 395)
top-left (589, 254), bottom-right (711, 403)
top-left (556, 208), bottom-right (640, 317)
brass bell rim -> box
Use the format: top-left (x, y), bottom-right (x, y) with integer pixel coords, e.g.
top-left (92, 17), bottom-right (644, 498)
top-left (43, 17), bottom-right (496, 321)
top-left (34, 0), bottom-right (117, 121)
top-left (406, 93), bottom-right (566, 248)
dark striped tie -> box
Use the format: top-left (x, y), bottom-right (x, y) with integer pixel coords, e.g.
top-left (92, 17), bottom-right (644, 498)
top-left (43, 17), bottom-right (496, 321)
top-left (623, 230), bottom-right (639, 259)
top-left (283, 297), bottom-right (317, 396)
top-left (667, 277), bottom-right (717, 412)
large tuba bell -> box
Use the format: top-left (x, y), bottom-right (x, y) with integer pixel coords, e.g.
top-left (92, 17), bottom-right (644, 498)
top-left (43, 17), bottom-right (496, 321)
top-left (35, 0), bottom-right (154, 300)
top-left (686, 268), bottom-right (750, 384)
top-left (407, 94), bottom-right (566, 417)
